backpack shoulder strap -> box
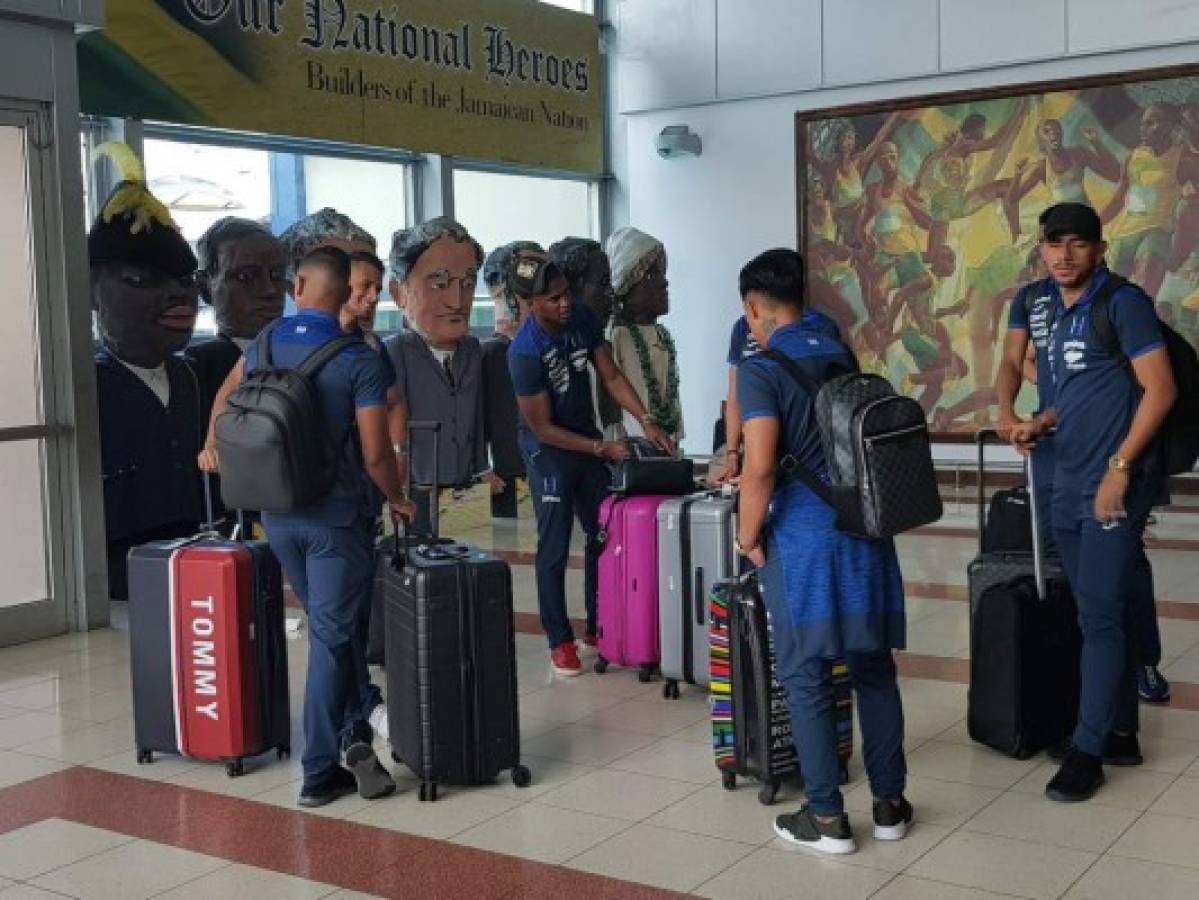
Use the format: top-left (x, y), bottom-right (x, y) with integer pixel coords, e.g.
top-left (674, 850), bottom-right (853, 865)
top-left (758, 348), bottom-right (835, 504)
top-left (296, 334), bottom-right (363, 379)
top-left (1087, 273), bottom-right (1130, 357)
top-left (250, 319), bottom-right (283, 372)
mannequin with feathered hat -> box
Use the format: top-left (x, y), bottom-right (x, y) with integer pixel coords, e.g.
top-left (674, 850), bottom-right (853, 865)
top-left (90, 143), bottom-right (205, 600)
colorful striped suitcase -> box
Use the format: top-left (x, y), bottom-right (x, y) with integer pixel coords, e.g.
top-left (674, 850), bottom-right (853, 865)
top-left (710, 573), bottom-right (852, 805)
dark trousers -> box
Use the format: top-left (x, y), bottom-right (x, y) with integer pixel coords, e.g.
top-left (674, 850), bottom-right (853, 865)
top-left (491, 477), bottom-right (521, 519)
top-left (767, 589), bottom-right (906, 816)
top-left (1054, 484), bottom-right (1156, 756)
top-left (266, 516), bottom-right (376, 781)
top-left (524, 449), bottom-right (608, 648)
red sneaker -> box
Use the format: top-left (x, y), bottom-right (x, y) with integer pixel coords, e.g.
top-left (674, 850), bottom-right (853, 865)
top-left (550, 641), bottom-right (582, 677)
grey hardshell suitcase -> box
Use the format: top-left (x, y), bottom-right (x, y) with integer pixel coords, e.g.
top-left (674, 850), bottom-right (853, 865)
top-left (657, 490), bottom-right (736, 699)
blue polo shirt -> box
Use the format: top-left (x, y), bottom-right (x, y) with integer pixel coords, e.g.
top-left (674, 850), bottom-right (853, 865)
top-left (1042, 267), bottom-right (1166, 522)
top-left (242, 309), bottom-right (388, 526)
top-left (726, 310), bottom-right (841, 365)
top-left (737, 322), bottom-right (856, 477)
top-left (1007, 278), bottom-right (1060, 414)
top-left (508, 303), bottom-right (606, 455)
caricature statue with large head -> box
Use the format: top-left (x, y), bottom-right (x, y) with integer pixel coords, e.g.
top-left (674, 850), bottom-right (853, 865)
top-left (549, 237), bottom-right (616, 329)
top-left (196, 217), bottom-right (288, 344)
top-left (388, 216), bottom-right (484, 349)
top-left (89, 143), bottom-right (205, 600)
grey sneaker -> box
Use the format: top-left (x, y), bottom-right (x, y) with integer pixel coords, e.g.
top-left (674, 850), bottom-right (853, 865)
top-left (773, 804), bottom-right (857, 855)
top-left (343, 741), bottom-right (396, 800)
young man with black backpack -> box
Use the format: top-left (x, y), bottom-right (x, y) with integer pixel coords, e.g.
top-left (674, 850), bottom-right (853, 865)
top-left (200, 247), bottom-right (414, 808)
top-left (1009, 204), bottom-right (1181, 802)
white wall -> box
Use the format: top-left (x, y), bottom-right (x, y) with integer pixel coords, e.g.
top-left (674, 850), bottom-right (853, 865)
top-left (607, 0), bottom-right (1199, 454)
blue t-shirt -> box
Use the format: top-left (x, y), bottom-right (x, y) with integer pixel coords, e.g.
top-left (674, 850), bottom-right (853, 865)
top-left (243, 310), bottom-right (388, 526)
top-left (1044, 267), bottom-right (1165, 495)
top-left (737, 322), bottom-right (856, 479)
top-left (1007, 278), bottom-right (1060, 414)
top-left (726, 310), bottom-right (841, 365)
top-left (508, 304), bottom-right (606, 454)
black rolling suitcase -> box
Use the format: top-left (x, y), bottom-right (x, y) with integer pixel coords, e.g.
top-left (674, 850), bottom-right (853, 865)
top-left (710, 572), bottom-right (852, 805)
top-left (381, 422), bottom-right (530, 801)
top-left (982, 486), bottom-right (1034, 552)
top-left (967, 429), bottom-right (1081, 759)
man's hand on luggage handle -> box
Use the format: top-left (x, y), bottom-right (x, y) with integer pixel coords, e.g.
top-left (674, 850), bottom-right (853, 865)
top-left (197, 444), bottom-right (219, 474)
top-left (482, 469), bottom-right (506, 495)
top-left (389, 498), bottom-right (418, 524)
top-left (643, 422), bottom-right (677, 457)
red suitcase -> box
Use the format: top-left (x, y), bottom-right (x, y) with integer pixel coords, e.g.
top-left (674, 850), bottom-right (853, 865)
top-left (128, 535), bottom-right (290, 775)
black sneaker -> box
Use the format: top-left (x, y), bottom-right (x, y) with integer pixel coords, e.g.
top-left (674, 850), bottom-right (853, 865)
top-left (1104, 732), bottom-right (1143, 766)
top-left (344, 742), bottom-right (396, 800)
top-left (1045, 748), bottom-right (1104, 803)
top-left (298, 766), bottom-right (357, 808)
top-left (773, 804), bottom-right (857, 855)
top-left (873, 796), bottom-right (914, 841)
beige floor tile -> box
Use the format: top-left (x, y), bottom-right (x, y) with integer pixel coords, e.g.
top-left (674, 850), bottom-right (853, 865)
top-left (1010, 760), bottom-right (1176, 811)
top-left (535, 767), bottom-right (700, 821)
top-left (906, 830), bottom-right (1096, 899)
top-left (1110, 811), bottom-right (1199, 869)
top-left (1149, 774), bottom-right (1199, 819)
top-left (1137, 735), bottom-right (1199, 775)
top-left (842, 775), bottom-right (1001, 829)
top-left (14, 720), bottom-right (132, 764)
top-left (84, 749), bottom-right (204, 782)
top-left (771, 824), bottom-right (953, 874)
top-left (906, 741), bottom-right (1038, 789)
top-left (48, 690), bottom-right (134, 725)
top-left (347, 790), bottom-right (518, 840)
top-left (31, 838), bottom-right (227, 900)
top-left (672, 718), bottom-right (717, 745)
top-left (516, 686), bottom-right (624, 724)
top-left (897, 678), bottom-right (969, 708)
top-left (1063, 854), bottom-right (1199, 900)
top-left (0, 750), bottom-right (71, 790)
top-left (453, 802), bottom-right (629, 864)
top-left (518, 714), bottom-right (564, 742)
top-left (468, 754), bottom-right (594, 802)
top-left (567, 822), bottom-right (756, 893)
top-left (694, 845), bottom-right (892, 900)
top-left (647, 782), bottom-right (792, 846)
top-left (0, 818), bottom-right (134, 880)
top-left (522, 722), bottom-right (656, 766)
top-left (961, 791), bottom-right (1140, 853)
top-left (0, 678), bottom-right (94, 711)
top-left (0, 885), bottom-right (83, 899)
top-left (607, 737), bottom-right (724, 785)
top-left (902, 705), bottom-right (967, 742)
top-left (154, 862), bottom-right (338, 899)
top-left (0, 712), bottom-right (89, 750)
top-left (1140, 706), bottom-right (1199, 743)
top-left (575, 697), bottom-right (709, 738)
top-left (249, 779), bottom-right (375, 820)
top-left (874, 875), bottom-right (1030, 900)
top-left (0, 672), bottom-right (53, 695)
top-left (166, 756), bottom-right (304, 799)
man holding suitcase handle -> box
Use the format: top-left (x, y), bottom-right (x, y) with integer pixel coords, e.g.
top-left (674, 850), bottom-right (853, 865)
top-left (506, 251), bottom-right (676, 677)
top-left (200, 247), bottom-right (417, 808)
top-left (1004, 203), bottom-right (1176, 803)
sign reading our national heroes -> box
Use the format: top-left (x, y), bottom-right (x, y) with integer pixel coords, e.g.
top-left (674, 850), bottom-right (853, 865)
top-left (78, 0), bottom-right (603, 173)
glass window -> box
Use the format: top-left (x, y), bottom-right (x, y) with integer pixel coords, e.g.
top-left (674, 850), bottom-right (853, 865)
top-left (541, 0), bottom-right (595, 11)
top-left (302, 155), bottom-right (407, 256)
top-left (452, 168), bottom-right (598, 334)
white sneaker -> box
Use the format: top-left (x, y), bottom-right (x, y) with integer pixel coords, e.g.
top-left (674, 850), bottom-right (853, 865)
top-left (369, 703), bottom-right (389, 743)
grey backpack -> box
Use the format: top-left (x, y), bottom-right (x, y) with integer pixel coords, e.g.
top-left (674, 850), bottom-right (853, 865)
top-left (763, 349), bottom-right (942, 538)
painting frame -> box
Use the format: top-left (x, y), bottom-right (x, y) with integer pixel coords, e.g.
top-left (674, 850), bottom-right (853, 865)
top-left (795, 62), bottom-right (1199, 441)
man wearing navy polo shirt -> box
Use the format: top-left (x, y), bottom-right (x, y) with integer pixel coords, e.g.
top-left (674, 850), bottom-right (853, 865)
top-left (1013, 203), bottom-right (1176, 802)
top-left (507, 251), bottom-right (676, 677)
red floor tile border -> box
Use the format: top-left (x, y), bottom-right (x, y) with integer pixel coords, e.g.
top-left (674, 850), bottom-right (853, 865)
top-left (0, 768), bottom-right (684, 900)
top-left (895, 652), bottom-right (970, 683)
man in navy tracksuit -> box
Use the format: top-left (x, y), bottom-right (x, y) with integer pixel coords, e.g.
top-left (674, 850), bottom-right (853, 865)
top-left (1013, 204), bottom-right (1176, 802)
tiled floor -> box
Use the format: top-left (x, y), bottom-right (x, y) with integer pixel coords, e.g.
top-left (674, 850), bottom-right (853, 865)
top-left (1, 518), bottom-right (1199, 897)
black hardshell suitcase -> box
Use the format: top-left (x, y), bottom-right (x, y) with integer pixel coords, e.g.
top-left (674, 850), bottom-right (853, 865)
top-left (127, 508), bottom-right (290, 775)
top-left (967, 430), bottom-right (1081, 759)
top-left (710, 573), bottom-right (851, 805)
top-left (381, 422), bottom-right (530, 801)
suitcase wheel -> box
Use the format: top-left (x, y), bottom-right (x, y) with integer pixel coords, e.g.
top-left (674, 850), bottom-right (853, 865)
top-left (277, 745), bottom-right (290, 761)
top-left (758, 780), bottom-right (779, 806)
top-left (511, 765), bottom-right (532, 789)
top-left (136, 748), bottom-right (153, 765)
top-left (225, 759), bottom-right (245, 778)
top-left (663, 680), bottom-right (680, 700)
top-left (721, 770), bottom-right (736, 791)
top-left (594, 657), bottom-right (609, 674)
top-left (419, 781), bottom-right (439, 802)
top-left (637, 665), bottom-right (655, 684)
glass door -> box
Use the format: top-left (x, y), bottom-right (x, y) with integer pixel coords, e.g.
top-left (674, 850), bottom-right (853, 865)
top-left (0, 109), bottom-right (68, 645)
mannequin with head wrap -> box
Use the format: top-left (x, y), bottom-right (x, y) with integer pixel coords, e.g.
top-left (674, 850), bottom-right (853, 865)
top-left (382, 218), bottom-right (500, 530)
top-left (604, 227), bottom-right (684, 444)
top-left (89, 143), bottom-right (205, 600)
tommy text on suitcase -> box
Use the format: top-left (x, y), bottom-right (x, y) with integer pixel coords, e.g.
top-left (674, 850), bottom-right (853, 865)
top-left (128, 478), bottom-right (290, 776)
top-left (968, 429), bottom-right (1081, 759)
top-left (378, 422), bottom-right (531, 802)
top-left (709, 572), bottom-right (853, 804)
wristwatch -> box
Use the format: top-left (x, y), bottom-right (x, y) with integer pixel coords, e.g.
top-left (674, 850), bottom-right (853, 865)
top-left (1109, 454), bottom-right (1131, 472)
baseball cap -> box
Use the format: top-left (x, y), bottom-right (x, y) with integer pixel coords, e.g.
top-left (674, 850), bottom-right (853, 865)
top-left (508, 250), bottom-right (565, 298)
top-left (1040, 203), bottom-right (1102, 242)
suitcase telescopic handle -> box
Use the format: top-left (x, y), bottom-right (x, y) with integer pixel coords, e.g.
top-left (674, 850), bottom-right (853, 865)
top-left (976, 428), bottom-right (1047, 601)
top-left (975, 428), bottom-right (997, 553)
top-left (408, 420), bottom-right (441, 541)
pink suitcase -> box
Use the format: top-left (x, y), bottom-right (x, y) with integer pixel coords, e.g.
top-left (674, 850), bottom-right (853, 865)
top-left (595, 495), bottom-right (671, 681)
